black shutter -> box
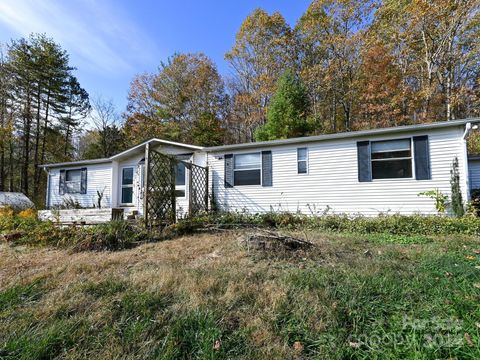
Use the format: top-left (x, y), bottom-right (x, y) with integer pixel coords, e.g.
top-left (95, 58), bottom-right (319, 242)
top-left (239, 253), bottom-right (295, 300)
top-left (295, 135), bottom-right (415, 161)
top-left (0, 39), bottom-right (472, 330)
top-left (357, 141), bottom-right (372, 182)
top-left (224, 154), bottom-right (233, 188)
top-left (413, 135), bottom-right (431, 180)
top-left (59, 170), bottom-right (66, 195)
top-left (262, 151), bottom-right (272, 186)
top-left (80, 168), bottom-right (87, 194)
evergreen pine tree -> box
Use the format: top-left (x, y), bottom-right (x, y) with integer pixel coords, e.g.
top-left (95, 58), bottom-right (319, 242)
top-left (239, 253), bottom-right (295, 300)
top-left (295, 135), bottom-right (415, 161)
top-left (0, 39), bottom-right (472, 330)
top-left (255, 69), bottom-right (310, 141)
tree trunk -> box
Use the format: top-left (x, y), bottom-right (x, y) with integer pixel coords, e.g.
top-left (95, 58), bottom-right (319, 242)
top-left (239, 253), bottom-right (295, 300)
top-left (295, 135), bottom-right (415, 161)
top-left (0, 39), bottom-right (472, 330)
top-left (0, 97), bottom-right (5, 191)
top-left (332, 92), bottom-right (337, 133)
top-left (33, 86), bottom-right (42, 198)
top-left (445, 68), bottom-right (452, 121)
top-left (22, 91), bottom-right (32, 196)
top-left (421, 28), bottom-right (434, 121)
top-left (64, 124), bottom-right (70, 156)
top-left (8, 134), bottom-right (14, 192)
top-left (40, 89), bottom-right (51, 168)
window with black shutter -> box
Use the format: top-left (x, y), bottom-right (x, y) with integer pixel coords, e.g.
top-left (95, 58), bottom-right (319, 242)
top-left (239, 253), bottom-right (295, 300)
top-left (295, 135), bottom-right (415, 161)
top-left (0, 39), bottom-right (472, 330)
top-left (371, 139), bottom-right (413, 179)
top-left (233, 153), bottom-right (261, 186)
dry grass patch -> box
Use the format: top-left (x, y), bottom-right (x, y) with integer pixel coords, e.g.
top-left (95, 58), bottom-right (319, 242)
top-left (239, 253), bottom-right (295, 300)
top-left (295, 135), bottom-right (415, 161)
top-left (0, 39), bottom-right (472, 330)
top-left (0, 230), bottom-right (479, 359)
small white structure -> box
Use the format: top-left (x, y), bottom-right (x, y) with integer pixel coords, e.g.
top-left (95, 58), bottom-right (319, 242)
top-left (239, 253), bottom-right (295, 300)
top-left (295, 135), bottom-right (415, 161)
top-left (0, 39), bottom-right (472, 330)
top-left (40, 119), bottom-right (480, 218)
top-left (0, 192), bottom-right (34, 212)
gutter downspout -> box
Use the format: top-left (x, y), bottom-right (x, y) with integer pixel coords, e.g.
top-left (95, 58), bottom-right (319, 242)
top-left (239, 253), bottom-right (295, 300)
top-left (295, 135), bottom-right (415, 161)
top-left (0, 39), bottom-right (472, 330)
top-left (462, 122), bottom-right (475, 201)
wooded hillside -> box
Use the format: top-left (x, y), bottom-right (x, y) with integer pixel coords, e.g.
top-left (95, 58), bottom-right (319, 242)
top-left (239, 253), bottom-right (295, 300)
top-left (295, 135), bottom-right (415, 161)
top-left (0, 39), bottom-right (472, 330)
top-left (125, 0), bottom-right (480, 144)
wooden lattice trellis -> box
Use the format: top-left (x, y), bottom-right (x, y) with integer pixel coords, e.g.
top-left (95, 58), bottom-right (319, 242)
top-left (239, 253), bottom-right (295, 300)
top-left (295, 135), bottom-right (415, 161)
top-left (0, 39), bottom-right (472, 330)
top-left (187, 162), bottom-right (209, 216)
top-left (144, 144), bottom-right (176, 228)
top-left (143, 144), bottom-right (209, 228)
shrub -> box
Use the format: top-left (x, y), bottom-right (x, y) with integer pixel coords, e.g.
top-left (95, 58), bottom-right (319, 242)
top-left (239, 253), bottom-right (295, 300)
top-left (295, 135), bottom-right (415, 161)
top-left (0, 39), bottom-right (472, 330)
top-left (417, 189), bottom-right (448, 214)
top-left (470, 189), bottom-right (480, 214)
top-left (0, 206), bottom-right (14, 218)
top-left (0, 207), bottom-right (39, 233)
top-left (18, 208), bottom-right (37, 219)
top-left (1, 216), bottom-right (152, 251)
top-left (196, 211), bottom-right (480, 237)
top-left (73, 221), bottom-right (151, 251)
top-left (450, 157), bottom-right (464, 217)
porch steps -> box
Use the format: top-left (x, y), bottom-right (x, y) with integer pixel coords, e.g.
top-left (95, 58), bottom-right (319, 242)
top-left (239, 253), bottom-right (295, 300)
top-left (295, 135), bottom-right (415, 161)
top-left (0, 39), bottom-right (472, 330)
top-left (126, 210), bottom-right (139, 221)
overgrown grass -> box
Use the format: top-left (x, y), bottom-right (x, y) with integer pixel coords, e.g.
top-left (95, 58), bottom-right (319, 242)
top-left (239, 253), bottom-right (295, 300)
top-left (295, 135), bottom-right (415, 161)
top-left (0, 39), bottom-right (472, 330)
top-left (202, 211), bottom-right (480, 236)
top-left (2, 210), bottom-right (480, 251)
top-left (0, 230), bottom-right (478, 359)
top-left (0, 218), bottom-right (153, 251)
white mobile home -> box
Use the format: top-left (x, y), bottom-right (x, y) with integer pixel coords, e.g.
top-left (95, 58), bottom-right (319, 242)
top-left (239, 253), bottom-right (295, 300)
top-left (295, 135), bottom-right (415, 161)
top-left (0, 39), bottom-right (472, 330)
top-left (41, 119), bottom-right (480, 219)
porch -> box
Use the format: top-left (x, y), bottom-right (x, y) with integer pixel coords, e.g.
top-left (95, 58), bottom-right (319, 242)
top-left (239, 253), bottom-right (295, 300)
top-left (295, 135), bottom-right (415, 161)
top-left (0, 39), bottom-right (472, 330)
top-left (40, 146), bottom-right (209, 226)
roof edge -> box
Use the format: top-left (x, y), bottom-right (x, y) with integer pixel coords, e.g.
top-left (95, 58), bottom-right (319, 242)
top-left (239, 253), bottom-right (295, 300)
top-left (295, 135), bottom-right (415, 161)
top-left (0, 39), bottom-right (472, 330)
top-left (40, 158), bottom-right (111, 169)
top-left (206, 118), bottom-right (480, 152)
top-left (109, 138), bottom-right (204, 160)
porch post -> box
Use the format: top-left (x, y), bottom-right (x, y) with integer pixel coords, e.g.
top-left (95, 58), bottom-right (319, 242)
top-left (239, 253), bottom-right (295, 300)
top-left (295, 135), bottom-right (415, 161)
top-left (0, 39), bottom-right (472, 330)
top-left (143, 143), bottom-right (150, 226)
top-left (171, 158), bottom-right (177, 223)
top-left (188, 161), bottom-right (193, 217)
top-left (205, 166), bottom-right (209, 212)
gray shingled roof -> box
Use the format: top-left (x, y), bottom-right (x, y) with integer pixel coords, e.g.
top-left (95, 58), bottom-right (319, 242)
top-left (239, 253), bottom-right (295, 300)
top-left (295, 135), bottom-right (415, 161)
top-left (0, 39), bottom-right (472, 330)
top-left (205, 118), bottom-right (480, 152)
top-left (40, 118), bottom-right (480, 168)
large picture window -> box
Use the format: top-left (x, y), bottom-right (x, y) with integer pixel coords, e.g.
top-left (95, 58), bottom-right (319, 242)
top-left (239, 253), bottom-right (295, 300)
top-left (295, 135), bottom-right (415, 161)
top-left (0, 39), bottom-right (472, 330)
top-left (65, 169), bottom-right (81, 193)
top-left (121, 167), bottom-right (134, 204)
top-left (371, 139), bottom-right (412, 179)
top-left (234, 153), bottom-right (261, 186)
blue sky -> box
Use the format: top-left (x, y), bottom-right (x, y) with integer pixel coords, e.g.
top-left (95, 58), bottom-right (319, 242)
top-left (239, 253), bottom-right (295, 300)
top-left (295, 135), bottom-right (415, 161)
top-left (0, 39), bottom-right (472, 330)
top-left (0, 0), bottom-right (310, 117)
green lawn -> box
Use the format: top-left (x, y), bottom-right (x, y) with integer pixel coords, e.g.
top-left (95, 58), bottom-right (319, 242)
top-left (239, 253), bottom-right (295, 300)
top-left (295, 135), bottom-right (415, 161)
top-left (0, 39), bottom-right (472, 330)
top-left (0, 230), bottom-right (479, 359)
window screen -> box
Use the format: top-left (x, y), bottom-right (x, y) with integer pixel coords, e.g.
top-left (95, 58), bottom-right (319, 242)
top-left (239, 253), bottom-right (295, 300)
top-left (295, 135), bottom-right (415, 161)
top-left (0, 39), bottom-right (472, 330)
top-left (176, 162), bottom-right (186, 186)
top-left (65, 169), bottom-right (81, 193)
top-left (234, 153), bottom-right (261, 185)
top-left (297, 148), bottom-right (308, 174)
top-left (371, 139), bottom-right (412, 179)
top-left (175, 162), bottom-right (186, 197)
top-left (121, 167), bottom-right (134, 204)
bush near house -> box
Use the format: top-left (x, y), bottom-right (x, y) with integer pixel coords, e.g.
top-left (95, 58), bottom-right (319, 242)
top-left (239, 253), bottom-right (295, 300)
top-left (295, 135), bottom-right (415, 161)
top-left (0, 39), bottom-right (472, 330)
top-left (179, 211), bottom-right (480, 237)
top-left (0, 211), bottom-right (152, 251)
top-left (3, 210), bottom-right (480, 250)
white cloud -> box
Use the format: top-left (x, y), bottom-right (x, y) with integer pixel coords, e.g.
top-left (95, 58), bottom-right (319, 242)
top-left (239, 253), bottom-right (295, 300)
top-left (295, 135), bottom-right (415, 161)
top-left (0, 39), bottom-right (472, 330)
top-left (0, 0), bottom-right (157, 75)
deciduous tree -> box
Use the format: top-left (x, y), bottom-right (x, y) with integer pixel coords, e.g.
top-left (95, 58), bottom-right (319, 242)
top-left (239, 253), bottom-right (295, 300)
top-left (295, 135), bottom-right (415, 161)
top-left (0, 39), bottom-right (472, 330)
top-left (225, 8), bottom-right (295, 140)
top-left (124, 53), bottom-right (227, 145)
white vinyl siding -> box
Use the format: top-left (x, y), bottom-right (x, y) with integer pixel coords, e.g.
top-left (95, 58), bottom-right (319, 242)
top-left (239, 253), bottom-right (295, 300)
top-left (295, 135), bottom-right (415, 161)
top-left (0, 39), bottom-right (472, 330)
top-left (48, 163), bottom-right (112, 209)
top-left (208, 126), bottom-right (468, 216)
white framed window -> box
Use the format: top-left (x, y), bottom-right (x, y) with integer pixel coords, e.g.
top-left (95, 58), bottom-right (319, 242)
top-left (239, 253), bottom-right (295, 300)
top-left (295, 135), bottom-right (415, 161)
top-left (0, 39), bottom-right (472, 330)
top-left (234, 152), bottom-right (261, 186)
top-left (65, 169), bottom-right (82, 193)
top-left (121, 167), bottom-right (134, 204)
top-left (297, 148), bottom-right (308, 174)
top-left (371, 138), bottom-right (413, 179)
top-left (175, 162), bottom-right (186, 197)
